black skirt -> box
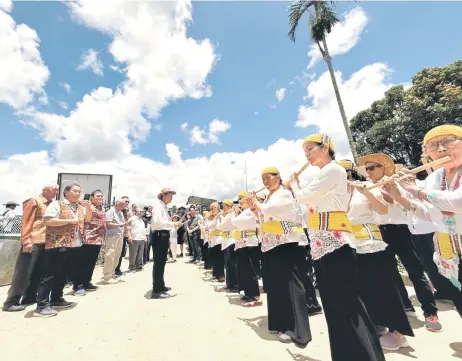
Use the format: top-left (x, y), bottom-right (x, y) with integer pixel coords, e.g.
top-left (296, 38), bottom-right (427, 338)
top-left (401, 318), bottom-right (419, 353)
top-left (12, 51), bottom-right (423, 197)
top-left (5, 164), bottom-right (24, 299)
top-left (265, 242), bottom-right (311, 348)
top-left (211, 245), bottom-right (225, 279)
top-left (237, 246), bottom-right (260, 298)
top-left (224, 244), bottom-right (238, 289)
top-left (357, 250), bottom-right (414, 337)
top-left (314, 245), bottom-right (385, 361)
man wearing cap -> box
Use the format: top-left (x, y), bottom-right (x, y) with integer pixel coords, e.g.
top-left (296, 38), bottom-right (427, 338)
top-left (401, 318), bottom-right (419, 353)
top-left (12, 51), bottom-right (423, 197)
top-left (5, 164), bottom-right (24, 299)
top-left (1, 201), bottom-right (19, 233)
top-left (151, 188), bottom-right (181, 299)
top-left (2, 185), bottom-right (58, 312)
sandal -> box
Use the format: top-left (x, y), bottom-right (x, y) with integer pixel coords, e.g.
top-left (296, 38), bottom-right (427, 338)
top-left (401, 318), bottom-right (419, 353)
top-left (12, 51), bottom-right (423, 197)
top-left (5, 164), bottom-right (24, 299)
top-left (242, 298), bottom-right (262, 307)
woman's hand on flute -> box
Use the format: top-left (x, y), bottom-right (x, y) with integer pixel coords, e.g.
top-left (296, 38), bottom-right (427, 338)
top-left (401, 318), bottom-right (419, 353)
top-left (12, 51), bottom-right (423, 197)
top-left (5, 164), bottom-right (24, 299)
top-left (289, 172), bottom-right (299, 186)
top-left (381, 179), bottom-right (402, 202)
top-left (394, 170), bottom-right (417, 193)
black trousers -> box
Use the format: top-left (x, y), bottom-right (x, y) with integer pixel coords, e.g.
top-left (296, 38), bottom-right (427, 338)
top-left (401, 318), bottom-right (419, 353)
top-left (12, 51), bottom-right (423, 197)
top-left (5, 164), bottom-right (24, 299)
top-left (143, 236), bottom-right (151, 263)
top-left (412, 232), bottom-right (457, 299)
top-left (36, 248), bottom-right (73, 309)
top-left (295, 245), bottom-right (319, 308)
top-left (3, 244), bottom-right (46, 308)
top-left (357, 251), bottom-right (414, 337)
top-left (115, 237), bottom-right (128, 272)
top-left (202, 241), bottom-right (211, 268)
top-left (314, 245), bottom-right (385, 361)
top-left (72, 244), bottom-right (101, 289)
top-left (265, 243), bottom-right (311, 348)
top-left (211, 245), bottom-right (225, 279)
top-left (152, 230), bottom-right (169, 293)
top-left (190, 230), bottom-right (202, 261)
top-left (224, 244), bottom-right (238, 289)
top-left (237, 246), bottom-right (260, 298)
top-left (379, 224), bottom-right (438, 315)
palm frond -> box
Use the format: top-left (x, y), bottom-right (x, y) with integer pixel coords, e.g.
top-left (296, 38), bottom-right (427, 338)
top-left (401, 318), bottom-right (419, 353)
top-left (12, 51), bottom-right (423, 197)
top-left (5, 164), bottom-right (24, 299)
top-left (310, 1), bottom-right (339, 42)
top-left (287, 0), bottom-right (316, 42)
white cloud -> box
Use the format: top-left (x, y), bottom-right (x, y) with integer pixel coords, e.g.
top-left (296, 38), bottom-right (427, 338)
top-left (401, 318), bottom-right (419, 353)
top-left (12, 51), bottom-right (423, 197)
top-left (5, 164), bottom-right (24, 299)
top-left (59, 82), bottom-right (71, 93)
top-left (308, 7), bottom-right (369, 69)
top-left (297, 63), bottom-right (395, 157)
top-left (254, 111), bottom-right (258, 116)
top-left (275, 87), bottom-right (286, 102)
top-left (57, 100), bottom-right (68, 110)
top-left (0, 1), bottom-right (49, 109)
top-left (21, 0), bottom-right (217, 164)
top-left (77, 48), bottom-right (104, 76)
top-left (0, 140), bottom-right (319, 207)
top-left (153, 123), bottom-right (162, 132)
top-left (188, 119), bottom-right (231, 145)
top-left (180, 122), bottom-right (188, 132)
top-left (269, 103), bottom-right (277, 109)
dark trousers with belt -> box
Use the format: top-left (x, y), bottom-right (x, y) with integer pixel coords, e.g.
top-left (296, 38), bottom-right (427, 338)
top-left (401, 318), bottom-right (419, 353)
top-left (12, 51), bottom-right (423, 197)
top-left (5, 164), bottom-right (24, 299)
top-left (72, 244), bottom-right (101, 289)
top-left (36, 248), bottom-right (73, 309)
top-left (379, 224), bottom-right (438, 316)
top-left (3, 244), bottom-right (46, 309)
top-left (152, 230), bottom-right (169, 293)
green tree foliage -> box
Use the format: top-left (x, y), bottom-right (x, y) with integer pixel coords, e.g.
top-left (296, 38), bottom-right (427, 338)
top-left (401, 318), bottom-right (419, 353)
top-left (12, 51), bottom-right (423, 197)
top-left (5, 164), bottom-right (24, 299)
top-left (350, 61), bottom-right (462, 167)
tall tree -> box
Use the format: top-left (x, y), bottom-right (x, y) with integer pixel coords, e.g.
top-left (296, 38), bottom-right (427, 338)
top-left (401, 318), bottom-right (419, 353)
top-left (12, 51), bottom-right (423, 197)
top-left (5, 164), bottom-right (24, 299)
top-left (350, 61), bottom-right (462, 167)
top-left (288, 0), bottom-right (359, 163)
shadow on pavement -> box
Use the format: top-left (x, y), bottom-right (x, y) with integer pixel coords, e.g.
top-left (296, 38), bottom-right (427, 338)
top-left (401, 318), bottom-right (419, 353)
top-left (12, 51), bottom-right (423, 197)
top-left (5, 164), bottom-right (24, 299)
top-left (238, 315), bottom-right (276, 342)
top-left (384, 346), bottom-right (417, 359)
top-left (450, 342), bottom-right (462, 359)
top-left (286, 349), bottom-right (322, 361)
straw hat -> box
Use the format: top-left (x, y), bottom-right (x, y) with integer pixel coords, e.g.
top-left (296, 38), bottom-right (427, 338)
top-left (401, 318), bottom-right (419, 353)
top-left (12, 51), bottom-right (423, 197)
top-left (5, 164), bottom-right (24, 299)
top-left (358, 153), bottom-right (396, 176)
top-left (157, 188), bottom-right (176, 200)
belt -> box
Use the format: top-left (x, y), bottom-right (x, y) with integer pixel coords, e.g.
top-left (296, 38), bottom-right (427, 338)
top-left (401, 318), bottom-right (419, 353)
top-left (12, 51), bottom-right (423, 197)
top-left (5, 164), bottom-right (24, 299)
top-left (436, 232), bottom-right (462, 258)
top-left (153, 230), bottom-right (169, 235)
top-left (308, 211), bottom-right (353, 233)
top-left (352, 224), bottom-right (382, 241)
top-left (262, 221), bottom-right (304, 235)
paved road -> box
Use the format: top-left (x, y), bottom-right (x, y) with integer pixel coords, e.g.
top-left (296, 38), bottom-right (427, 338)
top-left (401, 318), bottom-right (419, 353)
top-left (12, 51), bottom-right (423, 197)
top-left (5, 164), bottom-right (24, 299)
top-left (0, 257), bottom-right (461, 361)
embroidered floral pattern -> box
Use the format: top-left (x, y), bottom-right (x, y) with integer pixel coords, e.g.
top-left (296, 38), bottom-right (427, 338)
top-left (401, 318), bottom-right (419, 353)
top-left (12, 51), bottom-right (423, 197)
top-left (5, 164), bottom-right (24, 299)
top-left (308, 229), bottom-right (356, 260)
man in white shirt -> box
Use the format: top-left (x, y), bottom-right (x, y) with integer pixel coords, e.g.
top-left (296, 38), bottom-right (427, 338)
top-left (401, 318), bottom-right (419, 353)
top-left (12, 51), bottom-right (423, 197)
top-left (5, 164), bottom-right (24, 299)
top-left (1, 201), bottom-right (19, 232)
top-left (128, 208), bottom-right (146, 271)
top-left (150, 188), bottom-right (181, 299)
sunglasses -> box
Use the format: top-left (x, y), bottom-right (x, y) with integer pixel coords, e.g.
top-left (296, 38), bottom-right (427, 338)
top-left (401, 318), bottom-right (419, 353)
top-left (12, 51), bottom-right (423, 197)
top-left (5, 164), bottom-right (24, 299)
top-left (365, 164), bottom-right (383, 172)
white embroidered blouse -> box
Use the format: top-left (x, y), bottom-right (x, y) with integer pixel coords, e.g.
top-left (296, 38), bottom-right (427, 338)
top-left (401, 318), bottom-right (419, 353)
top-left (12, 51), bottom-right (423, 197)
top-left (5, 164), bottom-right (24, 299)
top-left (230, 208), bottom-right (259, 250)
top-left (291, 161), bottom-right (356, 260)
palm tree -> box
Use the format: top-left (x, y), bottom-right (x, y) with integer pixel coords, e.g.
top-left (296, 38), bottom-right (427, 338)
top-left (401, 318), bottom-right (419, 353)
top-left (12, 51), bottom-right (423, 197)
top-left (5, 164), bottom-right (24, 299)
top-left (288, 0), bottom-right (359, 163)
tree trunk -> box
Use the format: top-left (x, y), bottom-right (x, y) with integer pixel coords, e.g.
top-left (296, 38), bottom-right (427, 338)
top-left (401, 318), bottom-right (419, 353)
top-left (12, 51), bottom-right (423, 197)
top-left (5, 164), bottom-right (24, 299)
top-left (321, 36), bottom-right (359, 164)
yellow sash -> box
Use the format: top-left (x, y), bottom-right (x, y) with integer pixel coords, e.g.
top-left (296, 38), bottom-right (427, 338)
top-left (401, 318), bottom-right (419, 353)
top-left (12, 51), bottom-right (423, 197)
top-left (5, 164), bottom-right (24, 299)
top-left (209, 230), bottom-right (222, 237)
top-left (221, 231), bottom-right (230, 238)
top-left (231, 230), bottom-right (256, 239)
top-left (308, 211), bottom-right (353, 233)
top-left (201, 230), bottom-right (207, 238)
top-left (262, 221), bottom-right (304, 235)
top-left (436, 232), bottom-right (457, 259)
top-left (351, 224), bottom-right (382, 241)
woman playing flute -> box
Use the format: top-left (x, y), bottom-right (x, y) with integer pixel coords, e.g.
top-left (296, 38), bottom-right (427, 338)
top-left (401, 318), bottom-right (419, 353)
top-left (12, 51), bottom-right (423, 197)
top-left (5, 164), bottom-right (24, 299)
top-left (339, 160), bottom-right (414, 351)
top-left (231, 191), bottom-right (262, 306)
top-left (289, 134), bottom-right (385, 361)
top-left (358, 153), bottom-right (441, 332)
top-left (208, 202), bottom-right (225, 282)
top-left (218, 200), bottom-right (239, 291)
top-left (247, 167), bottom-right (311, 347)
top-left (382, 124), bottom-right (462, 318)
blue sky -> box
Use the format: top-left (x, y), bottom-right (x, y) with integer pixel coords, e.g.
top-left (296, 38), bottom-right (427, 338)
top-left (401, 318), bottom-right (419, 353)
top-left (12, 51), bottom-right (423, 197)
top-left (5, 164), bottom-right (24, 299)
top-left (1, 0), bottom-right (462, 204)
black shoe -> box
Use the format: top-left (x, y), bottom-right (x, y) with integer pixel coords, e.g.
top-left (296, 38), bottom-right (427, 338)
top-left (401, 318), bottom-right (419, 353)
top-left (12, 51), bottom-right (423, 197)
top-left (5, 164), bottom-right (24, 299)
top-left (162, 286), bottom-right (172, 292)
top-left (114, 270), bottom-right (123, 277)
top-left (50, 298), bottom-right (75, 310)
top-left (151, 292), bottom-right (171, 299)
top-left (86, 283), bottom-right (98, 292)
top-left (187, 259), bottom-right (196, 263)
top-left (2, 304), bottom-right (26, 312)
top-left (179, 253), bottom-right (184, 258)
